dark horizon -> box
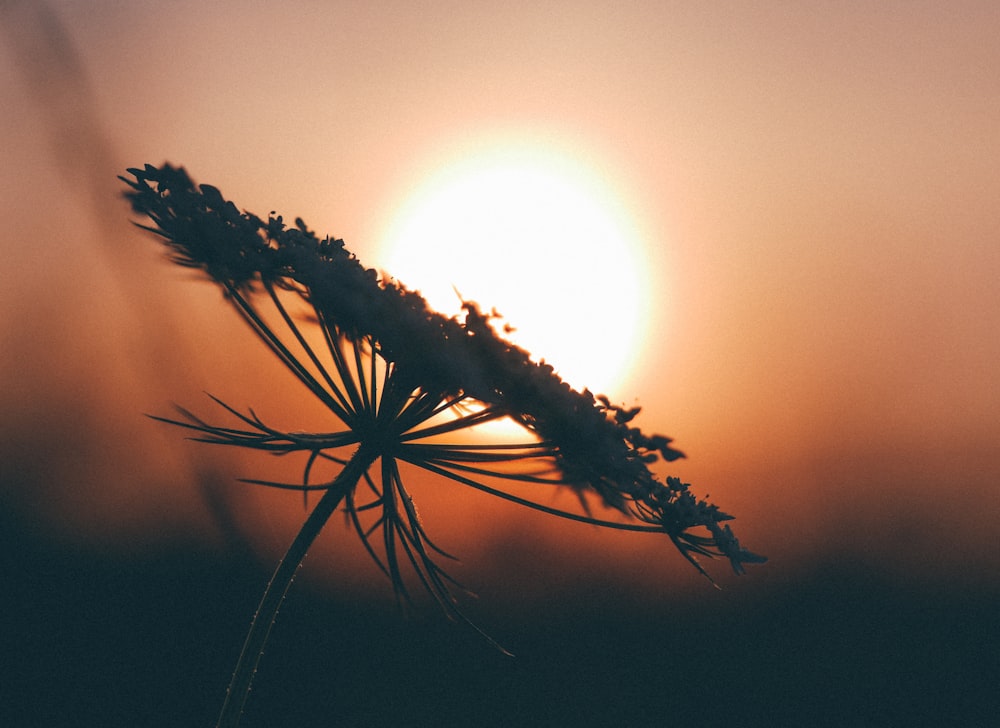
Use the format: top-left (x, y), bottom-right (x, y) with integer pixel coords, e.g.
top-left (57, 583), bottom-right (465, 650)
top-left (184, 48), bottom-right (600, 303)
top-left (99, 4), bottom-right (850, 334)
top-left (3, 498), bottom-right (997, 727)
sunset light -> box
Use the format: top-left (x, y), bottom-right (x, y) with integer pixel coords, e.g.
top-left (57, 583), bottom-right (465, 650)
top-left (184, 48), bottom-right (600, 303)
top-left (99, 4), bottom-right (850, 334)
top-left (376, 142), bottom-right (650, 397)
top-left (3, 1), bottom-right (998, 725)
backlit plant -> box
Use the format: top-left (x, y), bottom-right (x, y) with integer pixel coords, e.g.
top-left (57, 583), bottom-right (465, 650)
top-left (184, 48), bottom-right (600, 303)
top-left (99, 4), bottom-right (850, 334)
top-left (122, 163), bottom-right (765, 727)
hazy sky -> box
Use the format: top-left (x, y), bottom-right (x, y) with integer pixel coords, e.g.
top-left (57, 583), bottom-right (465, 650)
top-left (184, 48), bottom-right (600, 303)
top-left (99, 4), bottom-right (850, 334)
top-left (2, 0), bottom-right (998, 596)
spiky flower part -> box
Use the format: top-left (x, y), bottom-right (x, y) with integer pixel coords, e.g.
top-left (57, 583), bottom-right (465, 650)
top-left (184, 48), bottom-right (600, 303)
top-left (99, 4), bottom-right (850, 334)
top-left (124, 162), bottom-right (766, 725)
top-left (123, 162), bottom-right (763, 578)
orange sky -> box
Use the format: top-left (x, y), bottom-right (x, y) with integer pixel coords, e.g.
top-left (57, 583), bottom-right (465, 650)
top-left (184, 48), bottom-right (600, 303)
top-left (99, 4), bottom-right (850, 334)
top-left (2, 0), bottom-right (998, 600)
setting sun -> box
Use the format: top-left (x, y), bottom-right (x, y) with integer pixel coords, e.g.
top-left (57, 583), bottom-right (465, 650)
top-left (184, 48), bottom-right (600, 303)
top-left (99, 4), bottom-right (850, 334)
top-left (7, 4), bottom-right (1000, 725)
top-left (375, 142), bottom-right (651, 397)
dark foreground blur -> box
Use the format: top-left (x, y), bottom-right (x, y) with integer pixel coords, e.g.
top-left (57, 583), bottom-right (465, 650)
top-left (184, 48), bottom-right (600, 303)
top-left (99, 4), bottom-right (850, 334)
top-left (2, 500), bottom-right (996, 728)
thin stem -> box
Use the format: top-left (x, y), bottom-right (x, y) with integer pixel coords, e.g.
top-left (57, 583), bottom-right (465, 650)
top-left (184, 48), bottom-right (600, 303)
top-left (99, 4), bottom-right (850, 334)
top-left (403, 455), bottom-right (667, 533)
top-left (216, 445), bottom-right (379, 728)
top-left (224, 283), bottom-right (355, 425)
top-left (265, 283), bottom-right (362, 418)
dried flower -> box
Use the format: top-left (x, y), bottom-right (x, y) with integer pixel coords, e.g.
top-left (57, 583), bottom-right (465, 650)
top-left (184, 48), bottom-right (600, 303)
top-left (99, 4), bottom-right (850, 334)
top-left (122, 163), bottom-right (764, 727)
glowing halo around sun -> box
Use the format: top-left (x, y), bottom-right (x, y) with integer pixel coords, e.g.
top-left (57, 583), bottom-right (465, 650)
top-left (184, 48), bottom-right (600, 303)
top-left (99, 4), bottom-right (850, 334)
top-left (376, 143), bottom-right (650, 400)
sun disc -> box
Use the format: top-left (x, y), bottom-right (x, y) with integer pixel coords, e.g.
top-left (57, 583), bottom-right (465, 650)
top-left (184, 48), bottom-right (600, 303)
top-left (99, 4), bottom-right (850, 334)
top-left (376, 144), bottom-right (649, 399)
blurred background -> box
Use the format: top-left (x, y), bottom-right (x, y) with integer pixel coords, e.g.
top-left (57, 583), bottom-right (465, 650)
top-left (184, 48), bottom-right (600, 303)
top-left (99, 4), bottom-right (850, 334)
top-left (1, 1), bottom-right (997, 725)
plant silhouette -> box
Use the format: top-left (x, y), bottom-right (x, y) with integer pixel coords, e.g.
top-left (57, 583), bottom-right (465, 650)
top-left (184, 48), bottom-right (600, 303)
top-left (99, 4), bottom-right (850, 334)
top-left (122, 163), bottom-right (765, 727)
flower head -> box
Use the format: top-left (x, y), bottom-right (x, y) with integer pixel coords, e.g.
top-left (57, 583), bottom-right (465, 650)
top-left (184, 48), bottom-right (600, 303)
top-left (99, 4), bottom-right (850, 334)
top-left (122, 162), bottom-right (765, 622)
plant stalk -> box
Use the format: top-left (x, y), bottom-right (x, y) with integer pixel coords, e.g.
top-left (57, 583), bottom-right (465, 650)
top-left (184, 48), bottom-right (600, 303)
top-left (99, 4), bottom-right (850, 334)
top-left (216, 445), bottom-right (379, 728)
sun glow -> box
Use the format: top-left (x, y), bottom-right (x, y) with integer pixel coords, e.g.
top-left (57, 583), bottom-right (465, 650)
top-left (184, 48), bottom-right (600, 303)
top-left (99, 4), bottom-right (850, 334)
top-left (376, 143), bottom-right (650, 399)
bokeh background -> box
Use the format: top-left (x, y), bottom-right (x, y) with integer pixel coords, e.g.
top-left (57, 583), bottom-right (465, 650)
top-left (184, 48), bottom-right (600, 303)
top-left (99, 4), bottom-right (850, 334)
top-left (2, 1), bottom-right (998, 725)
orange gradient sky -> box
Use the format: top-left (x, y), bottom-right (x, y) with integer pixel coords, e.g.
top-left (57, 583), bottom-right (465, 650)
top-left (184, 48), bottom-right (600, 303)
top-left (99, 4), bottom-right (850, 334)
top-left (1, 0), bottom-right (998, 600)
